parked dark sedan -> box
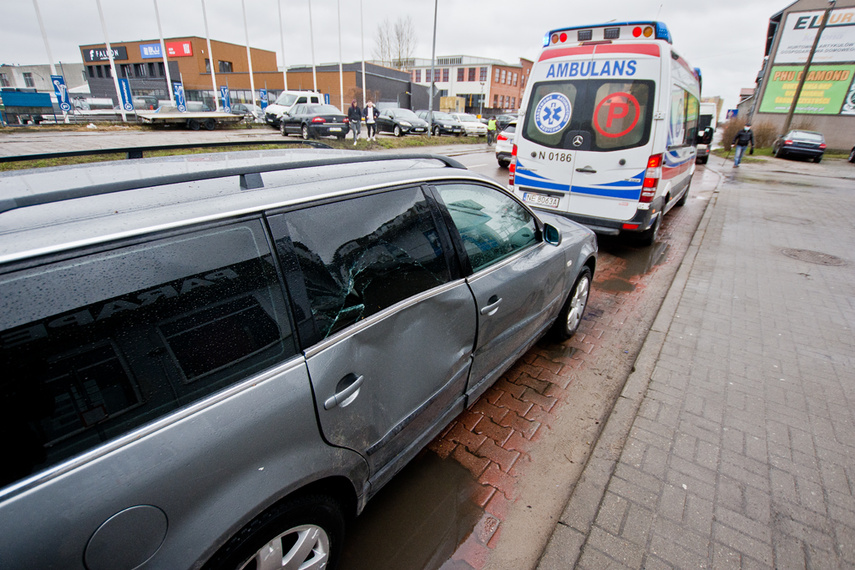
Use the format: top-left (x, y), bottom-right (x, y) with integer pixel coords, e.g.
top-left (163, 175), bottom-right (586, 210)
top-left (280, 104), bottom-right (348, 139)
top-left (377, 108), bottom-right (429, 136)
top-left (415, 110), bottom-right (465, 137)
top-left (773, 130), bottom-right (827, 163)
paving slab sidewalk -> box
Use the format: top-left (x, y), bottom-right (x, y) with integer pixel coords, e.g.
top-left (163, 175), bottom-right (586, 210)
top-left (538, 158), bottom-right (855, 569)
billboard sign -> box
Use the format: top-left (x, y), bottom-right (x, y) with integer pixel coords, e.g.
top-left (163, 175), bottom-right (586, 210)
top-left (140, 43), bottom-right (163, 59)
top-left (82, 46), bottom-right (128, 62)
top-left (759, 64), bottom-right (855, 114)
top-left (166, 41), bottom-right (193, 57)
top-left (774, 8), bottom-right (855, 64)
top-left (51, 75), bottom-right (71, 112)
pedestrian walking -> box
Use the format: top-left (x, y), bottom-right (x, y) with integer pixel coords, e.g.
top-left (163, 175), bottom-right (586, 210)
top-left (487, 116), bottom-right (497, 145)
top-left (363, 101), bottom-right (379, 141)
top-left (731, 124), bottom-right (754, 167)
top-left (347, 100), bottom-right (362, 145)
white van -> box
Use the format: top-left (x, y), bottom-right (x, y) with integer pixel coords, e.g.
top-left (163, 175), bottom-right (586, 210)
top-left (695, 101), bottom-right (718, 164)
top-left (511, 21), bottom-right (701, 244)
top-left (264, 90), bottom-right (323, 127)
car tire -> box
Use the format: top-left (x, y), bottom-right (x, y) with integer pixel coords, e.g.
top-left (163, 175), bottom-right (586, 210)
top-left (498, 159), bottom-right (509, 168)
top-left (301, 125), bottom-right (311, 140)
top-left (281, 121), bottom-right (288, 137)
top-left (774, 146), bottom-right (785, 159)
top-left (551, 268), bottom-right (592, 340)
top-left (433, 126), bottom-right (441, 137)
top-left (203, 494), bottom-right (344, 570)
top-left (394, 125), bottom-right (403, 137)
top-left (849, 148), bottom-right (855, 163)
top-left (204, 118), bottom-right (216, 131)
top-left (814, 155), bottom-right (822, 163)
top-left (637, 213), bottom-right (661, 246)
top-left (188, 119), bottom-right (201, 131)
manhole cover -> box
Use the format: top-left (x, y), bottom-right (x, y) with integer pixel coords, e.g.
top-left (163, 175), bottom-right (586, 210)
top-left (781, 248), bottom-right (846, 266)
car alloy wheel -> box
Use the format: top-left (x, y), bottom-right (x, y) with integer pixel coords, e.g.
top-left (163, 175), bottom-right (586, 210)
top-left (280, 121), bottom-right (287, 137)
top-left (301, 125), bottom-right (310, 140)
top-left (552, 268), bottom-right (591, 340)
top-left (394, 125), bottom-right (403, 137)
top-left (433, 126), bottom-right (441, 137)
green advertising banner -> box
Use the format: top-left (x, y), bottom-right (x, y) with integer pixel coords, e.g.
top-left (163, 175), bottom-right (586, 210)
top-left (759, 64), bottom-right (855, 114)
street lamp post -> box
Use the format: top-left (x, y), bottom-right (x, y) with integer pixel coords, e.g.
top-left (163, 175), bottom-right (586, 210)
top-left (781, 0), bottom-right (836, 134)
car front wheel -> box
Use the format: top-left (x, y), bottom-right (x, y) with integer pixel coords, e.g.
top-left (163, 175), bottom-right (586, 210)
top-left (280, 121), bottom-right (287, 136)
top-left (433, 126), bottom-right (441, 137)
top-left (203, 495), bottom-right (345, 570)
top-left (552, 268), bottom-right (591, 340)
top-left (394, 125), bottom-right (403, 137)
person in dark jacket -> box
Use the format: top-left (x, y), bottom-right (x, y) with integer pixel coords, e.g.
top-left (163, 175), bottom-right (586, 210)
top-left (732, 124), bottom-right (755, 167)
top-left (363, 101), bottom-right (379, 141)
top-left (347, 100), bottom-right (362, 145)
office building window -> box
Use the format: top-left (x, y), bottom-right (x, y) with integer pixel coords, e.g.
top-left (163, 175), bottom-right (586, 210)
top-left (133, 63), bottom-right (147, 77)
top-left (0, 73), bottom-right (9, 87)
top-left (120, 64), bottom-right (131, 78)
top-left (148, 62), bottom-right (156, 76)
top-left (23, 72), bottom-right (35, 87)
top-left (219, 61), bottom-right (233, 73)
top-left (158, 62), bottom-right (165, 76)
top-left (457, 68), bottom-right (465, 81)
top-left (104, 65), bottom-right (111, 78)
top-left (425, 69), bottom-right (431, 83)
top-left (468, 67), bottom-right (476, 82)
top-left (495, 69), bottom-right (500, 82)
top-left (96, 66), bottom-right (103, 78)
top-left (414, 69), bottom-right (421, 82)
top-left (442, 68), bottom-right (449, 82)
top-left (479, 67), bottom-right (487, 82)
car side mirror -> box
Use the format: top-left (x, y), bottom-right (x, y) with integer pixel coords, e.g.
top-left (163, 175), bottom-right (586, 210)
top-left (543, 223), bottom-right (561, 246)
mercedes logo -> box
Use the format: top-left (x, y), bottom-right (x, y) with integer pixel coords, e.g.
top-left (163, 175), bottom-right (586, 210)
top-left (572, 135), bottom-right (584, 147)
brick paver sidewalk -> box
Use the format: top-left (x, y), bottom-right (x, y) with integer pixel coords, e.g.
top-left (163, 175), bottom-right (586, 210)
top-left (540, 160), bottom-right (855, 569)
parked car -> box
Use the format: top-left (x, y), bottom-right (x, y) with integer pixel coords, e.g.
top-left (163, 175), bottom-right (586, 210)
top-left (376, 108), bottom-right (429, 136)
top-left (496, 120), bottom-right (516, 168)
top-left (495, 113), bottom-right (518, 131)
top-left (450, 112), bottom-right (488, 136)
top-left (264, 90), bottom-right (323, 127)
top-left (415, 110), bottom-right (465, 136)
top-left (0, 148), bottom-right (597, 569)
top-left (280, 103), bottom-right (348, 139)
top-left (849, 144), bottom-right (855, 163)
top-left (773, 130), bottom-right (827, 163)
top-left (230, 102), bottom-right (264, 122)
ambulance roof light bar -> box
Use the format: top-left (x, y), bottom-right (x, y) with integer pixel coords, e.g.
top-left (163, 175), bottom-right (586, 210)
top-left (543, 21), bottom-right (672, 47)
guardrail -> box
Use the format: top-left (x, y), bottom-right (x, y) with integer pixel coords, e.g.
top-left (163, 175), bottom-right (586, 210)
top-left (0, 140), bottom-right (333, 163)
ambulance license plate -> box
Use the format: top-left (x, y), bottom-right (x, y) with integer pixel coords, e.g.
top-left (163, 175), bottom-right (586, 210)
top-left (522, 192), bottom-right (560, 208)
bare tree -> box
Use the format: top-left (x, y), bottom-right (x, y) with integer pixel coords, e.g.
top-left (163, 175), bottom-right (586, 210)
top-left (373, 16), bottom-right (416, 69)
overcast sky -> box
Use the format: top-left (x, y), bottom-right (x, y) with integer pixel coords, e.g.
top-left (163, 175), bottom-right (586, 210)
top-left (1, 0), bottom-right (794, 112)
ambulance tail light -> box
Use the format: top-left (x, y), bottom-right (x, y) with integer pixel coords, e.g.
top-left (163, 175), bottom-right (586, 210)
top-left (497, 133), bottom-right (508, 143)
top-left (641, 154), bottom-right (662, 203)
top-left (509, 144), bottom-right (518, 187)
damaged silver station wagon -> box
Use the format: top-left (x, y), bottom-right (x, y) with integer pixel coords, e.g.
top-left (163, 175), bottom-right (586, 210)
top-left (0, 149), bottom-right (596, 569)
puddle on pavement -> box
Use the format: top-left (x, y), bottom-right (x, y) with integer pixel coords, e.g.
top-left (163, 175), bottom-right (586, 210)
top-left (339, 451), bottom-right (483, 570)
top-left (595, 238), bottom-right (670, 293)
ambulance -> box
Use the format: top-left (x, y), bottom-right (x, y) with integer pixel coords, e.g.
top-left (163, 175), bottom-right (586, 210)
top-left (510, 22), bottom-right (701, 245)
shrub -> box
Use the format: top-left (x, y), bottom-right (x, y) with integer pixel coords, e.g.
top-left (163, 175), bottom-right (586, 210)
top-left (752, 120), bottom-right (777, 148)
top-left (720, 119), bottom-right (745, 152)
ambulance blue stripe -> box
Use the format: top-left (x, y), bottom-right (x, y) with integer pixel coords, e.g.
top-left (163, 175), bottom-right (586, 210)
top-left (516, 173), bottom-right (571, 192)
top-left (571, 186), bottom-right (642, 200)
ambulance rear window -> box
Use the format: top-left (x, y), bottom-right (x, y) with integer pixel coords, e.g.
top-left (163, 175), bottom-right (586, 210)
top-left (524, 79), bottom-right (654, 152)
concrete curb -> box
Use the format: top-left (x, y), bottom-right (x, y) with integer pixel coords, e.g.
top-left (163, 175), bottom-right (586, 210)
top-left (536, 168), bottom-right (724, 569)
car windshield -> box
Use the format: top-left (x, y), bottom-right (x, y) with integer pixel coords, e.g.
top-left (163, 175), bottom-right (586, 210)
top-left (394, 109), bottom-right (419, 120)
top-left (456, 114), bottom-right (479, 123)
top-left (275, 93), bottom-right (298, 106)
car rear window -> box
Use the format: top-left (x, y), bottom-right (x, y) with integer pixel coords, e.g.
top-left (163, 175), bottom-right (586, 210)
top-left (792, 131), bottom-right (824, 142)
top-left (0, 221), bottom-right (297, 489)
top-left (523, 79), bottom-right (655, 152)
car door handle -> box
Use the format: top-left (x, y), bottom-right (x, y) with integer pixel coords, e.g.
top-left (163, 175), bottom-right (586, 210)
top-left (480, 296), bottom-right (502, 316)
top-left (324, 374), bottom-right (364, 410)
top-left (576, 166), bottom-right (597, 173)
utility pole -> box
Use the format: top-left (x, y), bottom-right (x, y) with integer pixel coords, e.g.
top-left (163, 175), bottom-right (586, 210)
top-left (781, 0), bottom-right (836, 134)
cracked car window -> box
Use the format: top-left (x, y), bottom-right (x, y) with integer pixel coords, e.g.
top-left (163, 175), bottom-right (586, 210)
top-left (276, 187), bottom-right (451, 339)
top-left (436, 183), bottom-right (539, 272)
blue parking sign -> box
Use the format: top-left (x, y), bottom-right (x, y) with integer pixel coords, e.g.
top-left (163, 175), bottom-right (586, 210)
top-left (118, 78), bottom-right (134, 111)
top-left (173, 83), bottom-right (186, 112)
top-left (51, 75), bottom-right (71, 113)
top-left (220, 86), bottom-right (231, 113)
top-left (259, 89), bottom-right (268, 111)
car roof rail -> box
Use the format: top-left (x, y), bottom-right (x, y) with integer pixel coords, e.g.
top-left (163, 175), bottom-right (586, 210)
top-left (0, 153), bottom-right (467, 215)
